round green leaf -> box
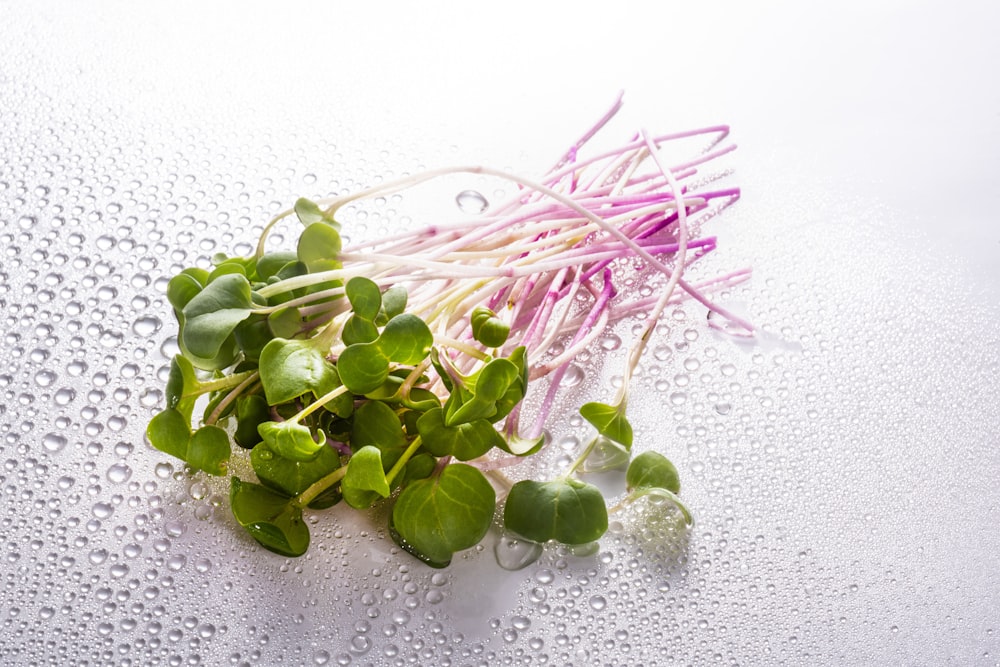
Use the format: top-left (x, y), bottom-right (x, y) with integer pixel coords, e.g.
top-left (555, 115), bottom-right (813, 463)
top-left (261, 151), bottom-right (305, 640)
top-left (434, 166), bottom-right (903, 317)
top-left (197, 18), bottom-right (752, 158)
top-left (337, 343), bottom-right (390, 395)
top-left (258, 420), bottom-right (326, 461)
top-left (345, 276), bottom-right (382, 322)
top-left (471, 305), bottom-right (510, 347)
top-left (391, 464), bottom-right (496, 566)
top-left (376, 313), bottom-right (433, 365)
top-left (503, 478), bottom-right (608, 545)
top-left (187, 425), bottom-right (231, 476)
top-left (230, 477), bottom-right (310, 557)
top-left (626, 450), bottom-right (680, 494)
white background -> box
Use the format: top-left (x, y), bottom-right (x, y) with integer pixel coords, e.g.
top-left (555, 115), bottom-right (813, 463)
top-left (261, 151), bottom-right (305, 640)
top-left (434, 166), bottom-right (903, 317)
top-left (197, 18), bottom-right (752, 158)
top-left (3, 1), bottom-right (999, 665)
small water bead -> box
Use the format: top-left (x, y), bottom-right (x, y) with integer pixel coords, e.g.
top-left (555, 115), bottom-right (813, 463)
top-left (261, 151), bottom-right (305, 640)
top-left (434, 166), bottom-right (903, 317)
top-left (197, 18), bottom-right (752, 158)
top-left (132, 316), bottom-right (161, 337)
top-left (34, 369), bottom-right (57, 387)
top-left (42, 433), bottom-right (67, 452)
top-left (106, 463), bottom-right (132, 484)
top-left (455, 190), bottom-right (489, 214)
top-left (599, 334), bottom-right (622, 351)
top-left (560, 364), bottom-right (584, 388)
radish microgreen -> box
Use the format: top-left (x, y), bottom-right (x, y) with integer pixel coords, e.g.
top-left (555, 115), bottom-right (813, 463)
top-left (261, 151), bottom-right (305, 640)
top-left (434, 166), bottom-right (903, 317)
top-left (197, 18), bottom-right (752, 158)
top-left (146, 94), bottom-right (748, 565)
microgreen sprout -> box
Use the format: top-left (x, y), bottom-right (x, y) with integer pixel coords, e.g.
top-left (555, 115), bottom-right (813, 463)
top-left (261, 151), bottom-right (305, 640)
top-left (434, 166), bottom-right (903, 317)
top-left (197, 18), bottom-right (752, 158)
top-left (146, 93), bottom-right (750, 567)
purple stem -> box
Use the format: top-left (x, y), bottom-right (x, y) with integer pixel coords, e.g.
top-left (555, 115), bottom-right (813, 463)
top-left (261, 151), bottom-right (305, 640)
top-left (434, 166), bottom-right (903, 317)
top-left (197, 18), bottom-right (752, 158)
top-left (528, 270), bottom-right (616, 440)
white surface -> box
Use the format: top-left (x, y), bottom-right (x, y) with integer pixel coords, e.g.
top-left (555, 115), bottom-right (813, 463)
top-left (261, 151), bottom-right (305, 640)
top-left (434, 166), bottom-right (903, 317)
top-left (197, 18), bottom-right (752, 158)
top-left (2, 2), bottom-right (999, 665)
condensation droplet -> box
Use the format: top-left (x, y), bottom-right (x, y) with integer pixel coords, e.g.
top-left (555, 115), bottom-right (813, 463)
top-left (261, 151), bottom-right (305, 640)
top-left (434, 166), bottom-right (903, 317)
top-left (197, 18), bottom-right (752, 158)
top-left (106, 463), bottom-right (132, 484)
top-left (495, 533), bottom-right (544, 571)
top-left (455, 190), bottom-right (489, 214)
top-left (42, 433), bottom-right (67, 452)
top-left (560, 364), bottom-right (584, 388)
top-left (132, 316), bottom-right (162, 337)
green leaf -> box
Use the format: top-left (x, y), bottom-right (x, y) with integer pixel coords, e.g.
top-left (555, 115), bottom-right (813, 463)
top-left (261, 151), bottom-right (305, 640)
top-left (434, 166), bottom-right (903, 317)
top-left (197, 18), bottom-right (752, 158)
top-left (470, 305), bottom-right (510, 347)
top-left (345, 276), bottom-right (382, 322)
top-left (181, 273), bottom-right (255, 361)
top-left (626, 450), bottom-right (680, 494)
top-left (230, 477), bottom-right (310, 557)
top-left (351, 400), bottom-right (406, 451)
top-left (234, 314), bottom-right (274, 362)
top-left (255, 251), bottom-right (299, 280)
top-left (294, 197), bottom-right (339, 229)
top-left (250, 439), bottom-right (342, 499)
top-left (399, 453), bottom-right (437, 486)
top-left (297, 219), bottom-right (342, 271)
top-left (391, 464), bottom-right (496, 567)
top-left (376, 313), bottom-right (433, 365)
top-left (258, 420), bottom-right (326, 461)
top-left (234, 394), bottom-right (270, 449)
top-left (146, 407), bottom-right (191, 461)
top-left (337, 343), bottom-right (390, 395)
top-left (166, 271), bottom-right (207, 313)
top-left (341, 446), bottom-right (391, 509)
top-left (416, 407), bottom-right (505, 461)
top-left (496, 432), bottom-right (545, 457)
top-left (187, 425), bottom-right (231, 476)
top-left (375, 285), bottom-right (408, 326)
top-left (580, 401), bottom-right (633, 449)
top-left (259, 338), bottom-right (340, 405)
top-left (165, 354), bottom-right (199, 417)
top-left (146, 410), bottom-right (230, 476)
top-left (503, 478), bottom-right (608, 545)
top-left (267, 306), bottom-right (303, 338)
top-left (342, 315), bottom-right (379, 346)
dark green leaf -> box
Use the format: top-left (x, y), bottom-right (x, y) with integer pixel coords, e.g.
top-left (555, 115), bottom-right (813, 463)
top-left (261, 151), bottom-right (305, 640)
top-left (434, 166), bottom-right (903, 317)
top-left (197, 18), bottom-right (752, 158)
top-left (626, 450), bottom-right (680, 494)
top-left (345, 276), bottom-right (382, 321)
top-left (375, 285), bottom-right (408, 326)
top-left (258, 420), bottom-right (326, 461)
top-left (470, 305), bottom-right (510, 347)
top-left (230, 477), bottom-right (310, 557)
top-left (337, 342), bottom-right (390, 394)
top-left (267, 306), bottom-right (303, 338)
top-left (504, 478), bottom-right (608, 545)
top-left (342, 315), bottom-right (379, 345)
top-left (255, 251), bottom-right (299, 280)
top-left (187, 425), bottom-right (231, 476)
top-left (250, 439), bottom-right (342, 498)
top-left (580, 401), bottom-right (633, 449)
top-left (341, 446), bottom-right (391, 509)
top-left (146, 407), bottom-right (191, 461)
top-left (376, 313), bottom-right (433, 365)
top-left (234, 394), bottom-right (270, 449)
top-left (391, 464), bottom-right (496, 566)
top-left (181, 273), bottom-right (255, 361)
top-left (259, 338), bottom-right (340, 405)
top-left (417, 407), bottom-right (505, 461)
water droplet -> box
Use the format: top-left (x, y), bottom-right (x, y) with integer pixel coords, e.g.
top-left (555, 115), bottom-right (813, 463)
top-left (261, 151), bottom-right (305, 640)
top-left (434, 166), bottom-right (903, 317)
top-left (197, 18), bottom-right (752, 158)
top-left (42, 433), bottom-right (67, 452)
top-left (589, 594), bottom-right (607, 611)
top-left (456, 190), bottom-right (489, 214)
top-left (132, 316), bottom-right (162, 337)
top-left (89, 548), bottom-right (108, 565)
top-left (92, 502), bottom-right (114, 519)
top-left (495, 533), bottom-right (543, 570)
top-left (560, 364), bottom-right (584, 388)
top-left (34, 370), bottom-right (57, 387)
top-left (714, 402), bottom-right (732, 415)
top-left (599, 334), bottom-right (622, 351)
top-left (106, 463), bottom-right (132, 484)
top-left (164, 520), bottom-right (186, 537)
top-left (53, 387), bottom-right (76, 405)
